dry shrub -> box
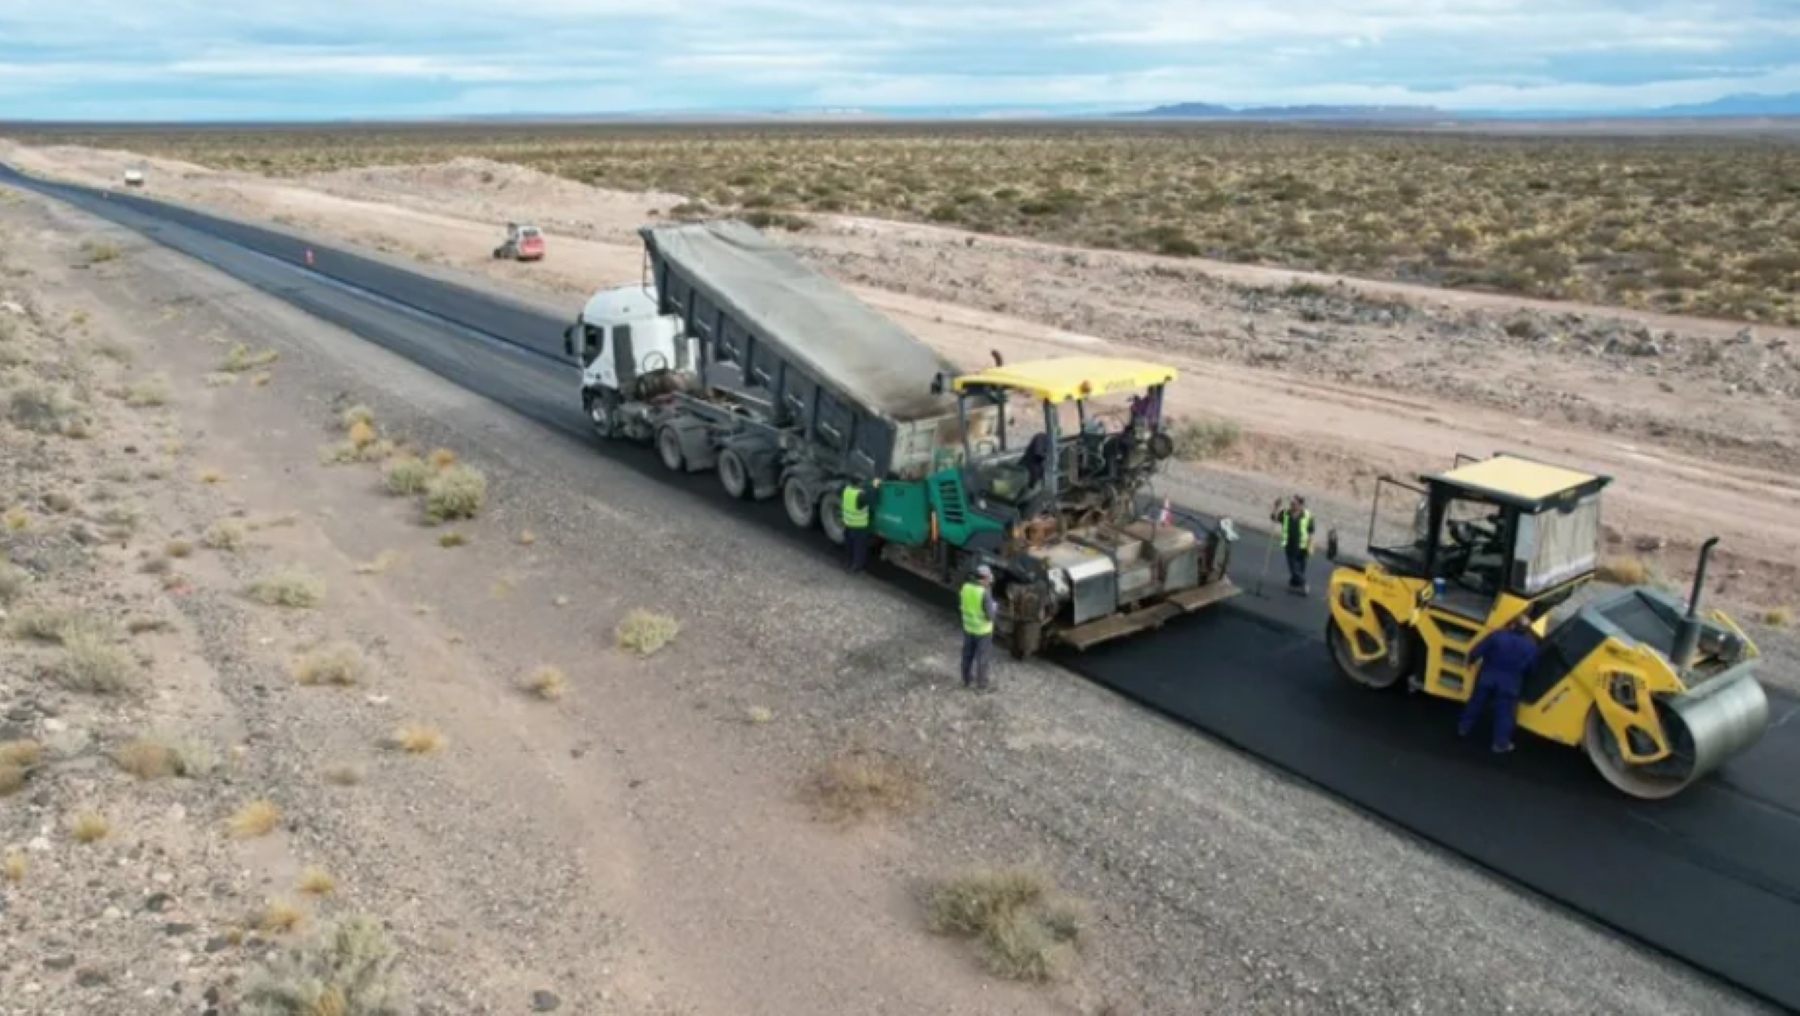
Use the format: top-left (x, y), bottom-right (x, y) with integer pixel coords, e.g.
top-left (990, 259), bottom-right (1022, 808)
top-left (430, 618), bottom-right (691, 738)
top-left (221, 343), bottom-right (280, 373)
top-left (436, 531), bottom-right (467, 548)
top-left (382, 456), bottom-right (431, 495)
top-left (165, 538), bottom-right (194, 558)
top-left (81, 239), bottom-right (121, 263)
top-left (517, 529), bottom-right (536, 546)
top-left (745, 705), bottom-right (774, 725)
top-left (1169, 417), bottom-right (1241, 461)
top-left (250, 568), bottom-right (325, 608)
top-left (317, 438), bottom-right (392, 465)
top-left (55, 630), bottom-right (143, 695)
top-left (70, 811), bottom-right (111, 843)
top-left (391, 723), bottom-right (444, 755)
top-left (197, 468), bottom-right (225, 484)
top-left (236, 914), bottom-right (406, 1016)
top-left (4, 505), bottom-right (29, 531)
top-left (0, 739), bottom-right (41, 767)
top-left (422, 464), bottom-right (486, 522)
top-left (298, 866), bottom-right (337, 896)
top-left (925, 865), bottom-right (1087, 982)
top-left (354, 549), bottom-right (401, 575)
top-left (204, 371), bottom-right (237, 388)
top-left (347, 419), bottom-right (378, 448)
top-left (521, 664), bottom-right (567, 700)
top-left (258, 897), bottom-right (307, 934)
top-left (204, 520), bottom-right (248, 551)
top-left (8, 384), bottom-right (84, 434)
top-left (1761, 606), bottom-right (1791, 628)
top-left (2, 847), bottom-right (24, 882)
top-left (228, 799), bottom-right (282, 838)
top-left (124, 375), bottom-right (172, 407)
top-left (615, 608), bottom-right (679, 657)
top-left (1598, 555), bottom-right (1648, 585)
top-left (802, 747), bottom-right (926, 825)
top-left (427, 447), bottom-right (455, 469)
top-left (341, 405), bottom-right (374, 430)
top-left (114, 737), bottom-right (178, 779)
top-left (0, 762), bottom-right (23, 797)
top-left (293, 643), bottom-right (373, 687)
top-left (8, 607), bottom-right (110, 644)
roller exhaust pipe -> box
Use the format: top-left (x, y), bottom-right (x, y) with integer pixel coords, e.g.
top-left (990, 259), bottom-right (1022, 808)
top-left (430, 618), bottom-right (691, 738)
top-left (1670, 535), bottom-right (1719, 673)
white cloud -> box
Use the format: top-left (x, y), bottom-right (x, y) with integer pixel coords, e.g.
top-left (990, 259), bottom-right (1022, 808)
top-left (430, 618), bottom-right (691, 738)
top-left (0, 0), bottom-right (1796, 116)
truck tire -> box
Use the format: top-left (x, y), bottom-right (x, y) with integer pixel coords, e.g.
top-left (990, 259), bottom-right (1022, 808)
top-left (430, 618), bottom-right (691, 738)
top-left (656, 426), bottom-right (685, 472)
top-left (718, 448), bottom-right (751, 500)
top-left (819, 490), bottom-right (847, 545)
top-left (783, 476), bottom-right (817, 529)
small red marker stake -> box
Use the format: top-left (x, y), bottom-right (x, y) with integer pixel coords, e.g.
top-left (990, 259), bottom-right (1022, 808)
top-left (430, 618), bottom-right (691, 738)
top-left (304, 248), bottom-right (314, 267)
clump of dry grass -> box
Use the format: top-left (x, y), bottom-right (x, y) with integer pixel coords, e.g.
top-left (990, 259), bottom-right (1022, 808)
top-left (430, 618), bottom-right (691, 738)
top-left (197, 467), bottom-right (225, 484)
top-left (236, 913), bottom-right (406, 1016)
top-left (0, 761), bottom-right (25, 797)
top-left (293, 642), bottom-right (373, 687)
top-left (615, 608), bottom-right (679, 657)
top-left (517, 529), bottom-right (536, 546)
top-left (422, 464), bottom-right (486, 523)
top-left (70, 810), bottom-right (111, 843)
top-left (3, 847), bottom-right (24, 882)
top-left (221, 342), bottom-right (280, 373)
top-left (427, 447), bottom-right (455, 469)
top-left (1761, 606), bottom-right (1791, 628)
top-left (203, 519), bottom-right (248, 551)
top-left (435, 531), bottom-right (468, 549)
top-left (1168, 417), bottom-right (1241, 461)
top-left (227, 799), bottom-right (282, 838)
top-left (54, 630), bottom-right (144, 695)
top-left (124, 374), bottom-right (173, 407)
top-left (165, 537), bottom-right (194, 558)
top-left (258, 897), bottom-right (306, 934)
top-left (924, 865), bottom-right (1087, 983)
top-left (382, 455), bottom-right (431, 495)
top-left (8, 383), bottom-right (85, 434)
top-left (249, 568), bottom-right (325, 608)
top-left (520, 664), bottom-right (567, 700)
top-left (389, 723), bottom-right (444, 755)
top-left (81, 239), bottom-right (121, 263)
top-left (1598, 555), bottom-right (1649, 585)
top-left (7, 606), bottom-right (111, 644)
top-left (298, 866), bottom-right (337, 896)
top-left (204, 371), bottom-right (237, 388)
top-left (250, 370), bottom-right (273, 387)
top-left (113, 736), bottom-right (178, 779)
top-left (745, 705), bottom-right (774, 725)
top-left (3, 505), bottom-right (28, 531)
top-left (0, 739), bottom-right (41, 768)
top-left (801, 747), bottom-right (927, 825)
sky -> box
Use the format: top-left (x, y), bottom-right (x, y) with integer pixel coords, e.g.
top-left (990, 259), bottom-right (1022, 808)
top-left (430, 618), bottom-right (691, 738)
top-left (2, 0), bottom-right (1799, 120)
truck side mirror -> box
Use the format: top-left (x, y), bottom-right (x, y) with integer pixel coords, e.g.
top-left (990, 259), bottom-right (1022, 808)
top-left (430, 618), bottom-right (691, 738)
top-left (562, 324), bottom-right (577, 358)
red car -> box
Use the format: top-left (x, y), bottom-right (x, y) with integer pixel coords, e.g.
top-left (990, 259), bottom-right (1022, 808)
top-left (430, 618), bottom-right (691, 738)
top-left (493, 222), bottom-right (545, 262)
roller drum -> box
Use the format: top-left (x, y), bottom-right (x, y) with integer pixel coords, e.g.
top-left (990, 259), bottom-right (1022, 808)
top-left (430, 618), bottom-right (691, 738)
top-left (1584, 667), bottom-right (1769, 800)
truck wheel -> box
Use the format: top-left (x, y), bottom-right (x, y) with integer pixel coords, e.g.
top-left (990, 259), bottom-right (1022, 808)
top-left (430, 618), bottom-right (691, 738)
top-left (583, 389), bottom-right (618, 440)
top-left (656, 427), bottom-right (685, 472)
top-left (718, 449), bottom-right (750, 500)
top-left (783, 476), bottom-right (817, 529)
top-left (819, 491), bottom-right (847, 545)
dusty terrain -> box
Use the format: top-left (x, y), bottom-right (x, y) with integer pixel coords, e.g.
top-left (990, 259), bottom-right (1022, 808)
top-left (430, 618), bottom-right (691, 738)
top-left (2, 139), bottom-right (1795, 627)
top-left (0, 170), bottom-right (1774, 1014)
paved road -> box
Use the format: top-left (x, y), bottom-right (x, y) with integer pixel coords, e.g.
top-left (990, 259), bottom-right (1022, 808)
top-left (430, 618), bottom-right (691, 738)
top-left (9, 164), bottom-right (1799, 1012)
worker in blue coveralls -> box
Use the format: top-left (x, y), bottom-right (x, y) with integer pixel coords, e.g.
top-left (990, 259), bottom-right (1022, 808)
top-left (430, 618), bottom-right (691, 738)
top-left (1459, 613), bottom-right (1540, 753)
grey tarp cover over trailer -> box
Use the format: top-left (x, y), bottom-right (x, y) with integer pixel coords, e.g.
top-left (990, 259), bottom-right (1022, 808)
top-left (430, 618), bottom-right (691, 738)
top-left (640, 219), bottom-right (962, 423)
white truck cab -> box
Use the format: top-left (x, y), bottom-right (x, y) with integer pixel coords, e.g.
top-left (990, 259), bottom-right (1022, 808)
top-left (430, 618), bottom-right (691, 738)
top-left (563, 285), bottom-right (688, 391)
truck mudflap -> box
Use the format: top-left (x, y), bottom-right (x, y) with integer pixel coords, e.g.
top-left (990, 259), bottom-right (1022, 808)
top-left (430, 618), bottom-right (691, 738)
top-left (1053, 576), bottom-right (1240, 652)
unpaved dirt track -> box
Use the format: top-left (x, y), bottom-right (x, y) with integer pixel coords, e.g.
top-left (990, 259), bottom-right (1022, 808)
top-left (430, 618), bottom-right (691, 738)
top-left (0, 164), bottom-right (1792, 1016)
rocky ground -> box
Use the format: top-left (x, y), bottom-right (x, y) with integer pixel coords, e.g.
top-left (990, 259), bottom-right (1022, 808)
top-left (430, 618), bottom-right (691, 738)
top-left (0, 168), bottom-right (1779, 1015)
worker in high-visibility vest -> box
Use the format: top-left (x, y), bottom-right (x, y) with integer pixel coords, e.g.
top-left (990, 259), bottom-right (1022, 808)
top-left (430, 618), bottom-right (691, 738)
top-left (960, 565), bottom-right (998, 691)
top-left (840, 479), bottom-right (875, 573)
top-left (1270, 494), bottom-right (1315, 596)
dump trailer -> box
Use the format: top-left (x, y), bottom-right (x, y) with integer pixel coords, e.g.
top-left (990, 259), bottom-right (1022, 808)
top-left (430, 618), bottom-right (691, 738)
top-left (563, 218), bottom-right (1239, 656)
top-left (1323, 451), bottom-right (1770, 799)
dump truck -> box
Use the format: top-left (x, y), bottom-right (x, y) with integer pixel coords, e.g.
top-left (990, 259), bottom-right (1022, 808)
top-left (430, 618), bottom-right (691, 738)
top-left (563, 218), bottom-right (1239, 657)
top-left (1323, 451), bottom-right (1770, 799)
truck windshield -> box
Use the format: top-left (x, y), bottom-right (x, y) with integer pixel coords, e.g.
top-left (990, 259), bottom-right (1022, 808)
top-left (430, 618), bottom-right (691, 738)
top-left (1513, 492), bottom-right (1602, 594)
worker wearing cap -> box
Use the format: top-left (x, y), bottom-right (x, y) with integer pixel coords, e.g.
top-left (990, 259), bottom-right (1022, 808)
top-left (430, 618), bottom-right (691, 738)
top-left (960, 565), bottom-right (999, 691)
top-left (1271, 495), bottom-right (1314, 595)
top-left (1460, 613), bottom-right (1540, 753)
top-left (841, 478), bottom-right (877, 573)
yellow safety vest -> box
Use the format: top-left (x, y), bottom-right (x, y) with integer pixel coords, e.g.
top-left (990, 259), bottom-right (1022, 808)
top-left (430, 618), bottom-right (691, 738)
top-left (841, 485), bottom-right (869, 529)
top-left (1281, 509), bottom-right (1313, 551)
top-left (960, 582), bottom-right (993, 636)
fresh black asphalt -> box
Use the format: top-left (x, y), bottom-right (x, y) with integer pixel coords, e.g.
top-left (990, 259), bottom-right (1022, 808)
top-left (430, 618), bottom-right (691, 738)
top-left (8, 165), bottom-right (1798, 1012)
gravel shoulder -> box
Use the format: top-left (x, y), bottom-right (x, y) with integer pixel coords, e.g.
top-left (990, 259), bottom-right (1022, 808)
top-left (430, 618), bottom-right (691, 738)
top-left (0, 161), bottom-right (1779, 1014)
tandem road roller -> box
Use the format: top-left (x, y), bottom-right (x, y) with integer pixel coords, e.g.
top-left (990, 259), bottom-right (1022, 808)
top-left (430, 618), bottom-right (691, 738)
top-left (1323, 451), bottom-right (1770, 799)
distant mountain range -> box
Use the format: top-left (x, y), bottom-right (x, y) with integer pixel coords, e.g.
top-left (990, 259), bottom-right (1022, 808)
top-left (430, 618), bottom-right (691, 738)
top-left (1119, 92), bottom-right (1800, 121)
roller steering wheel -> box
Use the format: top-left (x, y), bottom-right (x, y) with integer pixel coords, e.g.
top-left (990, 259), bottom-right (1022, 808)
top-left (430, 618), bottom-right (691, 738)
top-left (641, 350), bottom-right (670, 372)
